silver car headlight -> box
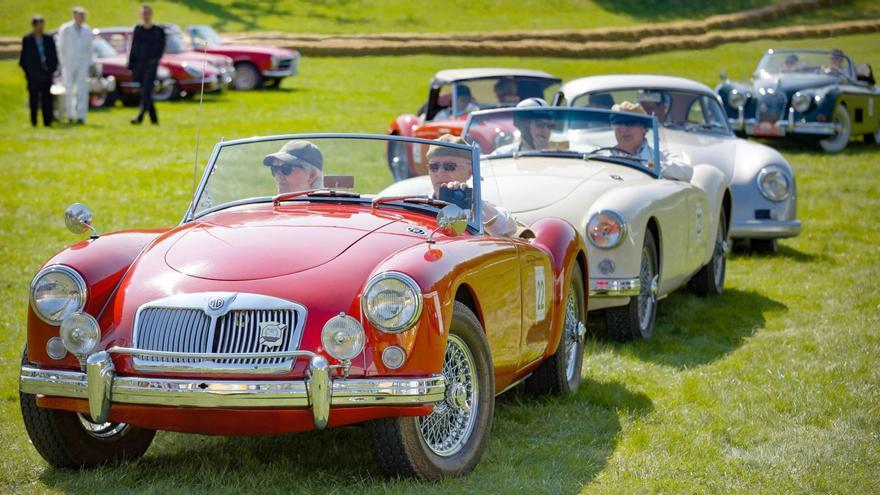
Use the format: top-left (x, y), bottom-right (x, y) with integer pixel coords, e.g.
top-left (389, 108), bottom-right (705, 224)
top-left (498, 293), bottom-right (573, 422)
top-left (321, 314), bottom-right (365, 361)
top-left (60, 312), bottom-right (100, 355)
top-left (728, 89), bottom-right (747, 108)
top-left (587, 211), bottom-right (626, 249)
top-left (270, 54), bottom-right (280, 69)
top-left (791, 91), bottom-right (811, 113)
top-left (30, 265), bottom-right (87, 325)
top-left (757, 167), bottom-right (792, 202)
top-left (181, 63), bottom-right (203, 78)
top-left (362, 272), bottom-right (423, 333)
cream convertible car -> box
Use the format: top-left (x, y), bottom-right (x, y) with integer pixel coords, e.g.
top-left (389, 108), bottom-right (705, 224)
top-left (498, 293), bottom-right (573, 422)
top-left (384, 108), bottom-right (731, 340)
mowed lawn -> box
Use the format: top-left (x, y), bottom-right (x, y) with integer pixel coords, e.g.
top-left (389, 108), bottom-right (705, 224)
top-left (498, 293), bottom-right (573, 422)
top-left (1, 32), bottom-right (879, 493)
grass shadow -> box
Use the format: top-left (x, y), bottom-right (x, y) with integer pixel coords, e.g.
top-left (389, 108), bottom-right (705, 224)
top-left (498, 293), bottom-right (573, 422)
top-left (730, 243), bottom-right (829, 263)
top-left (601, 288), bottom-right (787, 369)
top-left (591, 0), bottom-right (773, 21)
top-left (168, 0), bottom-right (289, 31)
top-left (35, 378), bottom-right (650, 493)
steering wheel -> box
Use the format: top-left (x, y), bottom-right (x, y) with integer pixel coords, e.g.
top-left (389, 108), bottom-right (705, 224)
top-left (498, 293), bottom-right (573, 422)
top-left (589, 146), bottom-right (640, 159)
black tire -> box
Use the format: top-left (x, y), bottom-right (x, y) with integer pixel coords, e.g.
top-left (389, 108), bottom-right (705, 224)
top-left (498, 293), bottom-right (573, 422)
top-left (525, 266), bottom-right (585, 395)
top-left (90, 90), bottom-right (114, 108)
top-left (232, 62), bottom-right (262, 90)
top-left (388, 138), bottom-right (414, 181)
top-left (366, 302), bottom-right (494, 480)
top-left (818, 103), bottom-right (851, 153)
top-left (19, 347), bottom-right (155, 468)
top-left (689, 209), bottom-right (727, 296)
top-left (265, 78), bottom-right (282, 89)
top-left (749, 238), bottom-right (778, 254)
top-left (119, 90), bottom-right (140, 108)
top-left (605, 230), bottom-right (658, 341)
top-left (152, 81), bottom-right (179, 102)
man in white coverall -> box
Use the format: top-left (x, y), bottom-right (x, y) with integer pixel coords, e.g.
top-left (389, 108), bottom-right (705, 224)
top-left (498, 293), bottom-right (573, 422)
top-left (57, 7), bottom-right (92, 124)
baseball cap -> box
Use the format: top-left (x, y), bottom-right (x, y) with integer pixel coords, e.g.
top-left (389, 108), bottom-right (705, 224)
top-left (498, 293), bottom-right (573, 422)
top-left (610, 101), bottom-right (649, 126)
top-left (263, 140), bottom-right (324, 170)
top-left (426, 134), bottom-right (472, 161)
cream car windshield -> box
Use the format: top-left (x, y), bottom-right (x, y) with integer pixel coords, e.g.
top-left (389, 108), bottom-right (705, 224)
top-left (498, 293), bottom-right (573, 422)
top-left (191, 135), bottom-right (478, 219)
top-left (756, 51), bottom-right (853, 78)
top-left (464, 108), bottom-right (661, 177)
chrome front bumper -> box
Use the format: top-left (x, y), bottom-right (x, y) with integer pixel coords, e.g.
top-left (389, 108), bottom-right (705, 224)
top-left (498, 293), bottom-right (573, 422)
top-left (729, 112), bottom-right (840, 137)
top-left (730, 219), bottom-right (802, 239)
top-left (20, 347), bottom-right (445, 430)
top-left (589, 278), bottom-right (640, 297)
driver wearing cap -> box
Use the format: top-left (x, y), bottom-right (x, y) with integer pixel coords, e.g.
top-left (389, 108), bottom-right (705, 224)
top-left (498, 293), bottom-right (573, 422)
top-left (611, 101), bottom-right (692, 182)
top-left (427, 134), bottom-right (518, 237)
top-left (263, 140), bottom-right (324, 194)
top-left (636, 90), bottom-right (671, 123)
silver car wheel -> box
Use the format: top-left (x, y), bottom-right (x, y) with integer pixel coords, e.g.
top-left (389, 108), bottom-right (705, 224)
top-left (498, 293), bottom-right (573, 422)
top-left (76, 413), bottom-right (129, 440)
top-left (564, 283), bottom-right (584, 383)
top-left (418, 334), bottom-right (478, 457)
top-left (819, 104), bottom-right (851, 152)
top-left (389, 140), bottom-right (411, 181)
top-left (637, 249), bottom-right (657, 333)
top-left (712, 226), bottom-right (726, 289)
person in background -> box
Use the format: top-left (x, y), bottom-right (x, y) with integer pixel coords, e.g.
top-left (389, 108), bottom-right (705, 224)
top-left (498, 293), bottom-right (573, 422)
top-left (57, 6), bottom-right (91, 124)
top-left (19, 15), bottom-right (58, 127)
top-left (610, 101), bottom-right (693, 182)
top-left (128, 5), bottom-right (165, 125)
top-left (493, 77), bottom-right (519, 104)
top-left (434, 84), bottom-right (479, 120)
top-left (263, 140), bottom-right (324, 194)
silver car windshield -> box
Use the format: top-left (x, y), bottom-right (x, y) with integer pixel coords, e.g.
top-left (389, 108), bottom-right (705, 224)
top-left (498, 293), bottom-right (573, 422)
top-left (463, 107), bottom-right (661, 177)
top-left (756, 50), bottom-right (853, 79)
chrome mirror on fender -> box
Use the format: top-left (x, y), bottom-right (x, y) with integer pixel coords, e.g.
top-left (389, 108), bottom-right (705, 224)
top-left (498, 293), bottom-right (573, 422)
top-left (429, 204), bottom-right (468, 242)
top-left (64, 203), bottom-right (99, 238)
top-left (719, 70), bottom-right (728, 81)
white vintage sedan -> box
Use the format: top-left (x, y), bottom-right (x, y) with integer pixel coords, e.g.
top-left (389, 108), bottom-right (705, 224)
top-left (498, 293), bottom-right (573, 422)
top-left (383, 107), bottom-right (731, 340)
top-left (558, 75), bottom-right (800, 253)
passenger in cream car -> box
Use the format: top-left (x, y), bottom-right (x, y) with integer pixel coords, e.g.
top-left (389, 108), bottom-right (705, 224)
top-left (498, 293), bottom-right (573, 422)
top-left (611, 101), bottom-right (693, 182)
top-left (492, 98), bottom-right (553, 154)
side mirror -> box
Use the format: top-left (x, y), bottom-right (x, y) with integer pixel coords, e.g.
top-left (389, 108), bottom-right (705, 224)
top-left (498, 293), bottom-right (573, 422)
top-left (719, 70), bottom-right (729, 81)
top-left (436, 204), bottom-right (468, 237)
top-left (64, 203), bottom-right (98, 237)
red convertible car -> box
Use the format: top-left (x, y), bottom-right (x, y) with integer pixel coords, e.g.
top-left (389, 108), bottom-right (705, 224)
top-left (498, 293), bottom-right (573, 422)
top-left (19, 134), bottom-right (588, 479)
top-left (387, 68), bottom-right (561, 179)
top-left (185, 24), bottom-right (300, 90)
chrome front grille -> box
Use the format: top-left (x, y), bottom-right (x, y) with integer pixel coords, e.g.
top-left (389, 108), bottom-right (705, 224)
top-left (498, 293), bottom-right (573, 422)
top-left (131, 293), bottom-right (306, 372)
top-left (277, 58), bottom-right (292, 70)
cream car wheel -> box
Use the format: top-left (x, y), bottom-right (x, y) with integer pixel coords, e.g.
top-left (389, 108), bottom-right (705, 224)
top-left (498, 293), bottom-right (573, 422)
top-left (819, 104), bottom-right (851, 153)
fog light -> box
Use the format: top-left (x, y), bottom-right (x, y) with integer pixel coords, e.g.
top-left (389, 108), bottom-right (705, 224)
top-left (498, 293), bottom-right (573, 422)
top-left (321, 314), bottom-right (365, 361)
top-left (46, 337), bottom-right (67, 360)
top-left (382, 345), bottom-right (406, 369)
top-left (59, 312), bottom-right (100, 356)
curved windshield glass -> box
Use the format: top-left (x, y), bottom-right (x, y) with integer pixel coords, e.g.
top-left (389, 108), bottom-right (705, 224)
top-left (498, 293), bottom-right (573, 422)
top-left (164, 26), bottom-right (187, 54)
top-left (189, 25), bottom-right (223, 48)
top-left (92, 37), bottom-right (118, 59)
top-left (191, 135), bottom-right (480, 226)
top-left (756, 50), bottom-right (852, 78)
top-left (430, 77), bottom-right (561, 120)
top-left (463, 107), bottom-right (661, 176)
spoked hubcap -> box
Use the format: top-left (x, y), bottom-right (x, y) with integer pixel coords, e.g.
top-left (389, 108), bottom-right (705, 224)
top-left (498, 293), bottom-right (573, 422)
top-left (389, 141), bottom-right (410, 181)
top-left (419, 334), bottom-right (478, 457)
top-left (637, 249), bottom-right (657, 332)
top-left (77, 413), bottom-right (128, 439)
top-left (713, 227), bottom-right (727, 287)
top-left (563, 285), bottom-right (585, 382)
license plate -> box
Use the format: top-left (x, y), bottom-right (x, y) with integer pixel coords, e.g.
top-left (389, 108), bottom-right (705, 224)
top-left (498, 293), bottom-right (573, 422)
top-left (752, 122), bottom-right (784, 137)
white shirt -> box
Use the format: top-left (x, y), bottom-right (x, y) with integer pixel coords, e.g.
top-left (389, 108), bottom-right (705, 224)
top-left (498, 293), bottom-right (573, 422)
top-left (58, 20), bottom-right (93, 68)
top-left (626, 140), bottom-right (693, 182)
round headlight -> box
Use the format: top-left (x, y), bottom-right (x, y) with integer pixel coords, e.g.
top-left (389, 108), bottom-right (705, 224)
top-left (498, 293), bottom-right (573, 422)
top-left (30, 265), bottom-right (87, 325)
top-left (728, 89), bottom-right (747, 108)
top-left (157, 66), bottom-right (171, 79)
top-left (791, 91), bottom-right (811, 113)
top-left (757, 167), bottom-right (792, 202)
top-left (362, 272), bottom-right (423, 333)
top-left (321, 314), bottom-right (365, 361)
top-left (587, 211), bottom-right (626, 249)
top-left (59, 312), bottom-right (100, 355)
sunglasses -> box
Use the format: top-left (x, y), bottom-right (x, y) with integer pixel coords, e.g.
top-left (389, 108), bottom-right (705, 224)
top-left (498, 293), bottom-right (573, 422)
top-left (531, 121), bottom-right (554, 130)
top-left (428, 161), bottom-right (461, 172)
top-left (270, 163), bottom-right (304, 176)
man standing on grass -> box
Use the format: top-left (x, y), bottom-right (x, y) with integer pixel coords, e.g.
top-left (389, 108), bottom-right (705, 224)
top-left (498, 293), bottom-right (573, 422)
top-left (128, 5), bottom-right (165, 125)
top-left (19, 15), bottom-right (58, 127)
top-left (57, 6), bottom-right (92, 124)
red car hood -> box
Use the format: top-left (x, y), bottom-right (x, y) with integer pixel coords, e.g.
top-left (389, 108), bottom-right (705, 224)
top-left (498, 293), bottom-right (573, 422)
top-left (210, 44), bottom-right (297, 57)
top-left (165, 51), bottom-right (229, 67)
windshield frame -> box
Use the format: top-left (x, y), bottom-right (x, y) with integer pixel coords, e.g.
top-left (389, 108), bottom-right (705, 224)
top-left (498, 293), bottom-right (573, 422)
top-left (188, 24), bottom-right (223, 48)
top-left (182, 133), bottom-right (484, 233)
top-left (755, 49), bottom-right (856, 80)
top-left (462, 106), bottom-right (662, 179)
top-left (428, 75), bottom-right (562, 121)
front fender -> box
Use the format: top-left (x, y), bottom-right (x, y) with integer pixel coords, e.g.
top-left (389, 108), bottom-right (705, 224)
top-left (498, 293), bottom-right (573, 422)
top-left (691, 164), bottom-right (731, 262)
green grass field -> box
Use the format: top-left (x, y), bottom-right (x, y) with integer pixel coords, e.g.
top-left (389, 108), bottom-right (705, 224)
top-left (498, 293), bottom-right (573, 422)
top-left (1, 31), bottom-right (879, 493)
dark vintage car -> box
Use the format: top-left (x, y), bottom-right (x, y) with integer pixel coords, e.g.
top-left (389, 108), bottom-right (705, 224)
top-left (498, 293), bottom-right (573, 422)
top-left (717, 49), bottom-right (880, 152)
top-left (387, 68), bottom-right (561, 179)
top-left (19, 134), bottom-right (588, 479)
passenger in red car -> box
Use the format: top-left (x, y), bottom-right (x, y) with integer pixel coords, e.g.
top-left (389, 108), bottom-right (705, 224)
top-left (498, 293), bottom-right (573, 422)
top-left (263, 140), bottom-right (324, 194)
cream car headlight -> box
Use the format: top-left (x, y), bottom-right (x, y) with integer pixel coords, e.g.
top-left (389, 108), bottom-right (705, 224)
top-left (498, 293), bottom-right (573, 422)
top-left (587, 211), bottom-right (626, 249)
top-left (60, 312), bottom-right (100, 355)
top-left (728, 88), bottom-right (747, 108)
top-left (321, 314), bottom-right (365, 361)
top-left (791, 91), bottom-right (811, 113)
top-left (30, 265), bottom-right (87, 325)
top-left (757, 167), bottom-right (792, 202)
top-left (156, 65), bottom-right (171, 79)
top-left (362, 272), bottom-right (423, 333)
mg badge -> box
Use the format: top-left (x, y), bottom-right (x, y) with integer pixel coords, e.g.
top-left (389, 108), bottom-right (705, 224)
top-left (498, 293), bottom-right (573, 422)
top-left (203, 293), bottom-right (237, 316)
top-left (259, 321), bottom-right (287, 348)
top-left (207, 297), bottom-right (225, 311)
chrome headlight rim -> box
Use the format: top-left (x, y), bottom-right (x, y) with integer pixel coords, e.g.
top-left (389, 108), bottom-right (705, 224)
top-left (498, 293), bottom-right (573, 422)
top-left (587, 210), bottom-right (627, 250)
top-left (60, 311), bottom-right (101, 356)
top-left (791, 91), bottom-right (811, 113)
top-left (362, 272), bottom-right (424, 334)
top-left (728, 88), bottom-right (747, 108)
top-left (321, 313), bottom-right (366, 361)
top-left (757, 166), bottom-right (792, 202)
top-left (30, 265), bottom-right (88, 325)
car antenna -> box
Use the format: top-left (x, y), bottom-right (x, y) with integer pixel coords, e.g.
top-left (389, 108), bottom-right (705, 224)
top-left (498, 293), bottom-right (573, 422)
top-left (191, 36), bottom-right (210, 199)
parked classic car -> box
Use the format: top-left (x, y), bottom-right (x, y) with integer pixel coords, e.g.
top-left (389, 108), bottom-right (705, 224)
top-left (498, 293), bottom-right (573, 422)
top-left (387, 68), bottom-right (561, 180)
top-left (717, 48), bottom-right (880, 152)
top-left (19, 134), bottom-right (588, 479)
top-left (384, 108), bottom-right (730, 340)
top-left (88, 35), bottom-right (175, 106)
top-left (95, 26), bottom-right (232, 100)
top-left (46, 31), bottom-right (116, 113)
top-left (185, 24), bottom-right (300, 90)
top-left (560, 74), bottom-right (800, 253)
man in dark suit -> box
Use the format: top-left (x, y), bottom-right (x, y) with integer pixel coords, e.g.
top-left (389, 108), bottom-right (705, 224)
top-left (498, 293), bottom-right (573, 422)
top-left (19, 15), bottom-right (58, 127)
top-left (128, 5), bottom-right (165, 125)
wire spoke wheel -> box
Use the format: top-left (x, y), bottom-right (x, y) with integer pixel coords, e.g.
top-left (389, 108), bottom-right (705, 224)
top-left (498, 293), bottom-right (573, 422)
top-left (637, 247), bottom-right (657, 332)
top-left (418, 334), bottom-right (478, 457)
top-left (76, 414), bottom-right (129, 440)
top-left (564, 281), bottom-right (584, 383)
top-left (388, 140), bottom-right (411, 181)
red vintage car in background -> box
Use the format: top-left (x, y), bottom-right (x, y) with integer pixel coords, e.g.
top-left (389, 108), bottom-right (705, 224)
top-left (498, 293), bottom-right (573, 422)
top-left (88, 35), bottom-right (177, 106)
top-left (19, 134), bottom-right (588, 479)
top-left (185, 24), bottom-right (300, 90)
top-left (387, 68), bottom-right (561, 179)
top-left (95, 26), bottom-right (232, 100)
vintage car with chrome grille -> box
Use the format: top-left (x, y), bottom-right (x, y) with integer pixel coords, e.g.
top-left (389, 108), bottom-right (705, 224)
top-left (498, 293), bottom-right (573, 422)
top-left (19, 134), bottom-right (588, 479)
top-left (560, 75), bottom-right (801, 253)
top-left (716, 48), bottom-right (880, 152)
top-left (185, 24), bottom-right (300, 90)
top-left (387, 68), bottom-right (561, 180)
top-left (383, 108), bottom-right (730, 341)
